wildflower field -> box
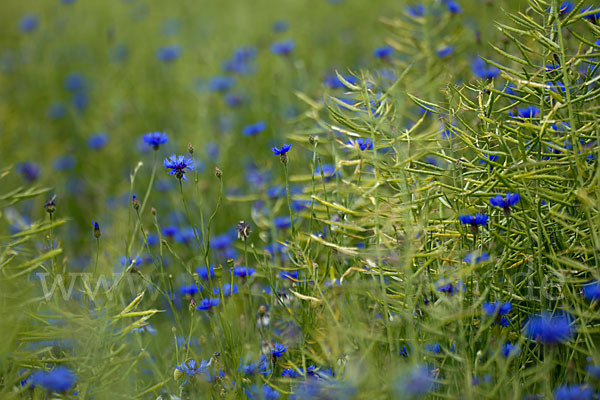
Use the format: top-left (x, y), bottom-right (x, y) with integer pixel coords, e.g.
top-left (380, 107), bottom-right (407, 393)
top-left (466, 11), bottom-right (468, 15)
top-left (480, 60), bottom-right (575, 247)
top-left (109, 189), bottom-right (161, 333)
top-left (2, 0), bottom-right (600, 398)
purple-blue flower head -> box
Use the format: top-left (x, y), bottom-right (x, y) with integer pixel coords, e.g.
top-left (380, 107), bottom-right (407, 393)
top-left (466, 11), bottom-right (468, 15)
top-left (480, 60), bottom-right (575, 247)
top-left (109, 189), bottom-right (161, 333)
top-left (195, 298), bottom-right (220, 311)
top-left (270, 39), bottom-right (295, 56)
top-left (524, 312), bottom-right (575, 344)
top-left (180, 284), bottom-right (200, 296)
top-left (582, 281), bottom-right (600, 301)
top-left (472, 58), bottom-right (500, 79)
top-left (324, 74), bottom-right (358, 89)
top-left (214, 283), bottom-right (238, 297)
top-left (16, 162), bottom-right (40, 182)
top-left (480, 154), bottom-right (499, 165)
top-left (509, 105), bottom-right (540, 119)
top-left (242, 121), bottom-right (266, 137)
top-left (209, 76), bottom-right (235, 92)
top-left (196, 265), bottom-right (215, 280)
top-left (91, 221), bottom-right (101, 238)
top-left (143, 132), bottom-right (168, 150)
top-left (406, 4), bottom-right (425, 17)
top-left (443, 0), bottom-right (462, 14)
top-left (500, 342), bottom-right (521, 358)
top-left (348, 137), bottom-right (373, 151)
top-left (64, 73), bottom-right (86, 92)
top-left (87, 132), bottom-right (108, 150)
top-left (436, 45), bottom-right (454, 58)
top-left (373, 45), bottom-right (394, 59)
top-left (553, 385), bottom-right (593, 400)
top-left (175, 359), bottom-right (209, 385)
top-left (272, 144), bottom-right (292, 155)
top-left (482, 301), bottom-right (512, 317)
top-left (273, 216), bottom-right (292, 230)
top-left (19, 14), bottom-right (39, 34)
top-left (397, 365), bottom-right (436, 397)
top-left (164, 154), bottom-right (194, 181)
top-left (549, 1), bottom-right (575, 16)
top-left (489, 192), bottom-right (521, 213)
top-left (463, 251), bottom-right (490, 264)
top-left (232, 266), bottom-right (255, 278)
top-left (156, 45), bottom-right (181, 62)
top-left (459, 213), bottom-right (488, 226)
top-left (582, 5), bottom-right (600, 22)
top-left (271, 342), bottom-right (287, 358)
top-left (30, 367), bottom-right (75, 392)
top-left (272, 20), bottom-right (289, 33)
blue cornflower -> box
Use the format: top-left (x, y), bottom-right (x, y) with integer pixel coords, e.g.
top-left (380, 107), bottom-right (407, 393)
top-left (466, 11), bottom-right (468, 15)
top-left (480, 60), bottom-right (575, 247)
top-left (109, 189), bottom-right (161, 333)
top-left (524, 312), bottom-right (575, 344)
top-left (586, 357), bottom-right (600, 378)
top-left (54, 155), bottom-right (76, 171)
top-left (472, 58), bottom-right (500, 79)
top-left (91, 221), bottom-right (101, 238)
top-left (436, 45), bottom-right (454, 58)
top-left (87, 132), bottom-right (108, 150)
top-left (156, 45), bottom-right (181, 62)
top-left (500, 342), bottom-right (521, 358)
top-left (373, 45), bottom-right (394, 59)
top-left (406, 4), bottom-right (425, 17)
top-left (224, 92), bottom-right (244, 107)
top-left (397, 365), bottom-right (436, 397)
top-left (482, 301), bottom-right (512, 317)
top-left (273, 216), bottom-right (292, 230)
top-left (272, 144), bottom-right (292, 155)
top-left (179, 284), bottom-right (200, 297)
top-left (175, 359), bottom-right (209, 385)
top-left (348, 137), bottom-right (373, 151)
top-left (553, 385), bottom-right (593, 400)
top-left (550, 1), bottom-right (575, 16)
top-left (262, 385), bottom-right (281, 400)
top-left (142, 132), bottom-right (168, 150)
top-left (510, 105), bottom-right (540, 119)
top-left (270, 39), bottom-right (295, 56)
top-left (459, 213), bottom-right (489, 226)
top-left (232, 266), bottom-right (256, 278)
top-left (463, 251), bottom-right (490, 264)
top-left (480, 154), bottom-right (499, 165)
top-left (242, 121), bottom-right (266, 136)
top-left (436, 278), bottom-right (463, 295)
top-left (271, 342), bottom-right (287, 359)
top-left (272, 20), bottom-right (289, 33)
top-left (16, 162), bottom-right (40, 182)
top-left (30, 367), bottom-right (75, 392)
top-left (47, 102), bottom-right (67, 120)
top-left (131, 324), bottom-right (157, 335)
top-left (210, 233), bottom-right (232, 250)
top-left (214, 283), bottom-right (238, 296)
top-left (161, 226), bottom-right (178, 237)
top-left (581, 5), bottom-right (600, 22)
top-left (196, 265), bottom-right (215, 280)
top-left (441, 124), bottom-right (456, 139)
top-left (64, 73), bottom-right (86, 92)
top-left (195, 298), bottom-right (220, 311)
top-left (209, 75), bottom-right (235, 92)
top-left (425, 343), bottom-right (441, 354)
top-left (19, 14), bottom-right (39, 33)
top-left (315, 164), bottom-right (337, 181)
top-left (279, 270), bottom-right (299, 281)
top-left (164, 154), bottom-right (195, 181)
top-left (443, 0), bottom-right (462, 14)
top-left (489, 192), bottom-right (521, 214)
top-left (582, 281), bottom-right (600, 301)
top-left (324, 74), bottom-right (358, 89)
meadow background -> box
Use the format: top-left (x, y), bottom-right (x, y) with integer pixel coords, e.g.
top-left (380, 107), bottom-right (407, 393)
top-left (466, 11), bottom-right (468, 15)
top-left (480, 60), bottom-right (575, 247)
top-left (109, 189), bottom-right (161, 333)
top-left (1, 0), bottom-right (600, 399)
